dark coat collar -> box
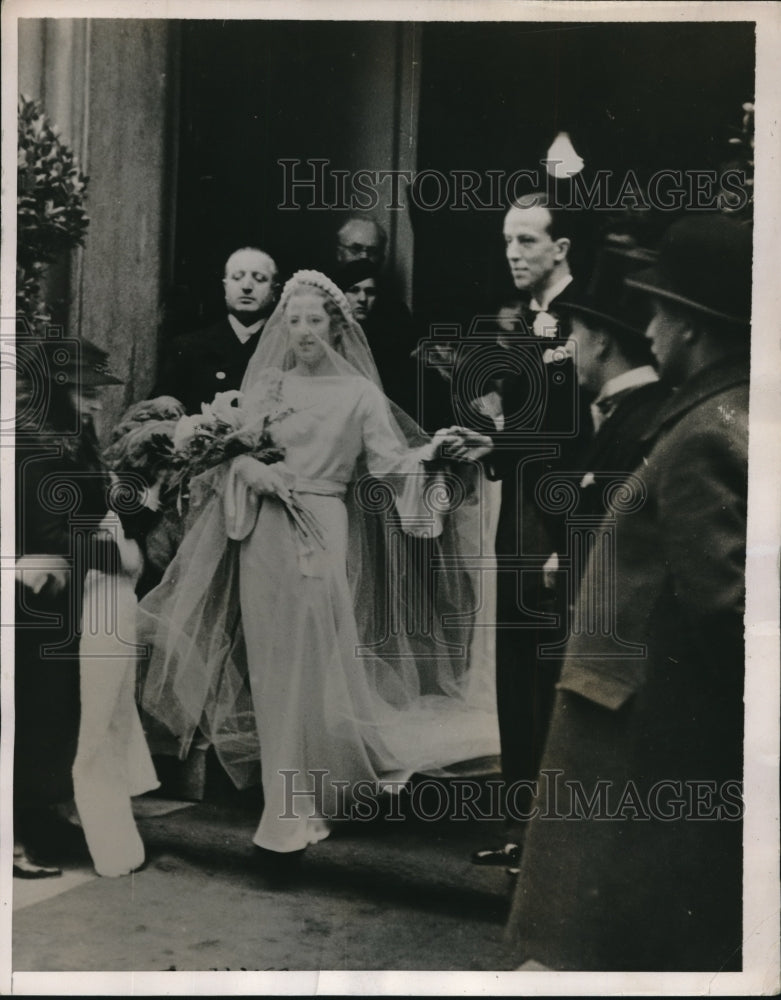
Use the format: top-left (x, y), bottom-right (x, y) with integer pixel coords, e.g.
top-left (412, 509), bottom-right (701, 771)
top-left (640, 355), bottom-right (750, 443)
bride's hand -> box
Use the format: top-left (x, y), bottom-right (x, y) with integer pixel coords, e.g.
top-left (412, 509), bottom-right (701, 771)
top-left (434, 427), bottom-right (495, 461)
top-left (429, 429), bottom-right (469, 460)
top-left (233, 455), bottom-right (293, 502)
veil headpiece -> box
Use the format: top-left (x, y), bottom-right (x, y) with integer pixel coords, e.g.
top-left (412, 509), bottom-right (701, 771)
top-left (139, 271), bottom-right (498, 789)
top-left (242, 269), bottom-right (387, 393)
top-left (277, 268), bottom-right (352, 316)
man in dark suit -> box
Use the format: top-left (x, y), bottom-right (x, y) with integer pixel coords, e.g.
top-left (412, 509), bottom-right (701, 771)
top-left (155, 246), bottom-right (278, 413)
top-left (507, 214), bottom-right (751, 970)
top-left (459, 194), bottom-right (591, 869)
top-left (546, 283), bottom-right (671, 555)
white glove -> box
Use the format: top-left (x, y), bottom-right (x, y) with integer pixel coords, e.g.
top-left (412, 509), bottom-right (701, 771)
top-left (15, 555), bottom-right (70, 596)
top-left (233, 455), bottom-right (293, 502)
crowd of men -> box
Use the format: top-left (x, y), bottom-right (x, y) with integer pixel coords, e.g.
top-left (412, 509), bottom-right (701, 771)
top-left (154, 199), bottom-right (751, 971)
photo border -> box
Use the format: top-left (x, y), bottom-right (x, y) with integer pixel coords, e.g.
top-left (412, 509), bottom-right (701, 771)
top-left (2, 1), bottom-right (779, 995)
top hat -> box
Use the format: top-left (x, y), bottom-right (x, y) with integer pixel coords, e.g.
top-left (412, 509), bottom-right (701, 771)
top-left (39, 337), bottom-right (124, 387)
top-left (625, 214), bottom-right (752, 327)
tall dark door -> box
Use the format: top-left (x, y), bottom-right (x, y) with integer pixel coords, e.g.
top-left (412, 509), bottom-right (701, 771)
top-left (413, 21), bottom-right (755, 334)
top-left (166, 19), bottom-right (404, 339)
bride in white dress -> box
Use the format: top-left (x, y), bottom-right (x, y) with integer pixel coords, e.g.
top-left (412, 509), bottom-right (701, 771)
top-left (140, 271), bottom-right (499, 855)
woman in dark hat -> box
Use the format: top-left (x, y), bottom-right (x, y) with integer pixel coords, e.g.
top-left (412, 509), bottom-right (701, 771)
top-left (333, 259), bottom-right (420, 419)
top-left (14, 337), bottom-right (157, 877)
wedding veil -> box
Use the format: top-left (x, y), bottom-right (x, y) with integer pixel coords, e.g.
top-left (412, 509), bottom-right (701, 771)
top-left (139, 270), bottom-right (499, 788)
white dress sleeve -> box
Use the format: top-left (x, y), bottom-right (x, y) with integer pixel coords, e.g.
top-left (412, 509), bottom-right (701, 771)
top-left (222, 369), bottom-right (286, 541)
top-left (359, 381), bottom-right (443, 539)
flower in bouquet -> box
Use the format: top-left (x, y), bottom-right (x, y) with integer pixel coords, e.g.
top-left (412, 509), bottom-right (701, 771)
top-left (107, 388), bottom-right (326, 551)
top-left (110, 396), bottom-right (186, 434)
top-left (170, 390), bottom-right (287, 483)
top-left (104, 395), bottom-right (187, 492)
top-left (169, 390), bottom-right (325, 550)
top-left (201, 389), bottom-right (245, 430)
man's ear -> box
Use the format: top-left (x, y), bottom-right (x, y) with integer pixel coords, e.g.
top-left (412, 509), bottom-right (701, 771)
top-left (595, 329), bottom-right (611, 357)
top-left (554, 237), bottom-right (571, 262)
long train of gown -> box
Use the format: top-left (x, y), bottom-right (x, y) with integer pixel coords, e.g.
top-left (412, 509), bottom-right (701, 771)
top-left (142, 373), bottom-right (499, 852)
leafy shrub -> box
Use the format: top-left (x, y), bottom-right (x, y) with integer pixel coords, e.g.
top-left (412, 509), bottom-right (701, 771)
top-left (17, 94), bottom-right (90, 332)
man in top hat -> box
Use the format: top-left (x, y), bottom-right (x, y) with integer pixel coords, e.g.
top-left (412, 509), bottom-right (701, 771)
top-left (506, 213), bottom-right (752, 970)
top-left (155, 246), bottom-right (278, 414)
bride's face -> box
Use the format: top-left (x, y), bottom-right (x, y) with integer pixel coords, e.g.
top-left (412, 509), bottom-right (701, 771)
top-left (287, 292), bottom-right (333, 367)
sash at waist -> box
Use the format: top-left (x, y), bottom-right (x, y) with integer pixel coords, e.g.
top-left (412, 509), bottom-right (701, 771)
top-left (292, 477), bottom-right (347, 499)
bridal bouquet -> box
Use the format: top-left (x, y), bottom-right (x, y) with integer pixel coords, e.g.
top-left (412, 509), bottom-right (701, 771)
top-left (106, 391), bottom-right (325, 549)
top-left (168, 390), bottom-right (286, 493)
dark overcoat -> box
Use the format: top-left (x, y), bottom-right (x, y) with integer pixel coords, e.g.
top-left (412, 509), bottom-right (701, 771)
top-left (507, 356), bottom-right (749, 971)
top-left (154, 318), bottom-right (263, 414)
top-left (544, 378), bottom-right (671, 561)
top-left (15, 428), bottom-right (116, 808)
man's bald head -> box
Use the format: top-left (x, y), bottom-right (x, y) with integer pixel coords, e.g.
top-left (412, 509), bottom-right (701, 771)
top-left (222, 247), bottom-right (278, 322)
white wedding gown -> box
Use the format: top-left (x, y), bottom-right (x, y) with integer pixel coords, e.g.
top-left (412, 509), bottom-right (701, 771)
top-left (222, 373), bottom-right (499, 852)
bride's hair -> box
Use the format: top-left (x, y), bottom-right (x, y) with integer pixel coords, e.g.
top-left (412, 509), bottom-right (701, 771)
top-left (284, 282), bottom-right (348, 351)
top-left (241, 268), bottom-right (384, 389)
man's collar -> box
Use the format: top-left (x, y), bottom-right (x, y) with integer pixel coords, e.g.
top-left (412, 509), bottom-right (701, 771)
top-left (639, 355), bottom-right (750, 443)
top-left (530, 273), bottom-right (573, 312)
top-left (227, 313), bottom-right (265, 343)
top-left (595, 365), bottom-right (658, 404)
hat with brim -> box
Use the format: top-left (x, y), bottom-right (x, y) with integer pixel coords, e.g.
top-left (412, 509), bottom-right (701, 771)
top-left (555, 287), bottom-right (647, 343)
top-left (625, 214), bottom-right (752, 328)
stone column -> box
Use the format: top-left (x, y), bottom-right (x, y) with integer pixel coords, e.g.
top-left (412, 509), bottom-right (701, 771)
top-left (18, 18), bottom-right (172, 439)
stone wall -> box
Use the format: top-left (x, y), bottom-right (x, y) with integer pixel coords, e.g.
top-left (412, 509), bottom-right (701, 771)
top-left (18, 18), bottom-right (172, 440)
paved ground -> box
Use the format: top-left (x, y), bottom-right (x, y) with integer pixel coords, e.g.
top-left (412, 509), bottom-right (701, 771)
top-left (12, 778), bottom-right (522, 974)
